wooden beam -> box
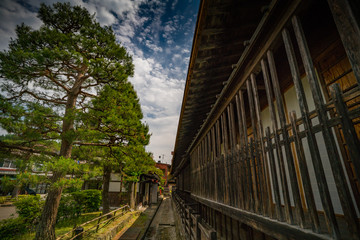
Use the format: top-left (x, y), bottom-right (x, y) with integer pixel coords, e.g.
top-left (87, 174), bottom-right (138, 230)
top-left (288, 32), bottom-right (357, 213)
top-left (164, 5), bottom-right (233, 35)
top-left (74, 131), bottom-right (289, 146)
top-left (192, 194), bottom-right (332, 240)
top-left (327, 0), bottom-right (360, 85)
top-left (197, 41), bottom-right (244, 51)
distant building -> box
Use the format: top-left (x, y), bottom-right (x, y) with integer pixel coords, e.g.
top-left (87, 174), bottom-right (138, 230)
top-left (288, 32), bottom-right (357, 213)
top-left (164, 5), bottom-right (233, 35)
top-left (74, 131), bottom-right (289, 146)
top-left (155, 161), bottom-right (170, 186)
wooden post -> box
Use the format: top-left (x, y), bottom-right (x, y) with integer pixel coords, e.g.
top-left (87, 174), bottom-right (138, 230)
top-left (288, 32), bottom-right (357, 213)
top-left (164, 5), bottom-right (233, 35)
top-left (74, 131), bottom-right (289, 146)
top-left (235, 94), bottom-right (246, 210)
top-left (330, 83), bottom-right (360, 187)
top-left (267, 50), bottom-right (304, 227)
top-left (289, 112), bottom-right (320, 233)
top-left (239, 90), bottom-right (254, 211)
top-left (282, 27), bottom-right (339, 237)
top-left (251, 73), bottom-right (270, 216)
top-left (265, 127), bottom-right (283, 221)
top-left (246, 79), bottom-right (262, 213)
top-left (261, 57), bottom-right (293, 224)
top-left (327, 0), bottom-right (360, 85)
top-left (228, 104), bottom-right (238, 207)
top-left (216, 120), bottom-right (224, 203)
top-left (221, 113), bottom-right (230, 205)
top-left (293, 15), bottom-right (360, 238)
top-left (207, 133), bottom-right (213, 199)
top-left (211, 127), bottom-right (218, 202)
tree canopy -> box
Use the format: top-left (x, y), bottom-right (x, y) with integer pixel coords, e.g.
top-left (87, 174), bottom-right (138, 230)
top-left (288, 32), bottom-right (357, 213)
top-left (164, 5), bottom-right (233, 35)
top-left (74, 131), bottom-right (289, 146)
top-left (0, 2), bottom-right (153, 239)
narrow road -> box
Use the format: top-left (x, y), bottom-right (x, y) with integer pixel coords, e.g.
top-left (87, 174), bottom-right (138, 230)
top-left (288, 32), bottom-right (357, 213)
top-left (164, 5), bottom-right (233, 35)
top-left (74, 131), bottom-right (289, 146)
top-left (144, 197), bottom-right (181, 240)
top-left (0, 206), bottom-right (17, 220)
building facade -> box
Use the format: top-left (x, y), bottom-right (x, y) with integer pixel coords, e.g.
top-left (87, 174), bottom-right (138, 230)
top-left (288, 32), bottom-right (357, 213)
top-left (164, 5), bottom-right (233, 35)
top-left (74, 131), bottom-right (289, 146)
top-left (155, 161), bottom-right (171, 186)
top-left (171, 0), bottom-right (360, 239)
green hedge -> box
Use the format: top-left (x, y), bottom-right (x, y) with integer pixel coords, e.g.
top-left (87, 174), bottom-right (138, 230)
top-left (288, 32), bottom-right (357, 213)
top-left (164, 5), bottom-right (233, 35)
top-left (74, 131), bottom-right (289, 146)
top-left (13, 195), bottom-right (43, 225)
top-left (0, 196), bottom-right (7, 204)
top-left (71, 189), bottom-right (102, 213)
top-left (0, 218), bottom-right (27, 240)
top-left (57, 189), bottom-right (102, 220)
top-left (0, 190), bottom-right (102, 239)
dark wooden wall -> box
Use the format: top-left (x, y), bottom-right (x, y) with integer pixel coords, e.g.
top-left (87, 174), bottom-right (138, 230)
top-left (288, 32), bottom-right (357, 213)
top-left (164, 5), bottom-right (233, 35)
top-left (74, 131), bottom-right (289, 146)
top-left (174, 0), bottom-right (360, 239)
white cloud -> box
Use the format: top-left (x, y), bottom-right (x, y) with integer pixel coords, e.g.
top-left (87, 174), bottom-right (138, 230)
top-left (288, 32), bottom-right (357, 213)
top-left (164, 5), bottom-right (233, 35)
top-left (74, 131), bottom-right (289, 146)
top-left (0, 0), bottom-right (42, 50)
top-left (129, 55), bottom-right (185, 163)
top-left (0, 0), bottom-right (197, 164)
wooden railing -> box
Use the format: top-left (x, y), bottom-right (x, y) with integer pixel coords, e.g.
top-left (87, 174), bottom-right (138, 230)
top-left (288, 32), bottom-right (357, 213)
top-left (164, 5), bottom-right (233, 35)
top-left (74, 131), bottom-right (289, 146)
top-left (56, 205), bottom-right (130, 240)
top-left (186, 12), bottom-right (360, 240)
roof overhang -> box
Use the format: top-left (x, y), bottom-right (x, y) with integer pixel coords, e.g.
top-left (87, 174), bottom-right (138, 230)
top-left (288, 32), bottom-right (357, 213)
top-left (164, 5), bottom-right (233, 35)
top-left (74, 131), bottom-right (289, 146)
top-left (172, 0), bottom-right (270, 175)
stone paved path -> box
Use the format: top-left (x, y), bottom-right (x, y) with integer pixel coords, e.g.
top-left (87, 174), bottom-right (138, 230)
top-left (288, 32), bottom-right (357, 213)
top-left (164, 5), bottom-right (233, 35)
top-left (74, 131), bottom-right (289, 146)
top-left (0, 206), bottom-right (17, 220)
top-left (116, 202), bottom-right (159, 240)
top-left (144, 197), bottom-right (180, 240)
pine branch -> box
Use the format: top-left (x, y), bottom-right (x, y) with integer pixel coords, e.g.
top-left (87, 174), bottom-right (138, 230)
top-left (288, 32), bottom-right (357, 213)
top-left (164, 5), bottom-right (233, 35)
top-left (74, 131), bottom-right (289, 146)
top-left (7, 90), bottom-right (67, 104)
top-left (0, 141), bottom-right (59, 156)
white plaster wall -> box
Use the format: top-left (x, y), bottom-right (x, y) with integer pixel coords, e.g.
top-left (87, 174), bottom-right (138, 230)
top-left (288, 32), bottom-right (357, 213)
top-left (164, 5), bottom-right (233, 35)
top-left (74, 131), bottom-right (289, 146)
top-left (109, 182), bottom-right (121, 192)
top-left (259, 76), bottom-right (357, 215)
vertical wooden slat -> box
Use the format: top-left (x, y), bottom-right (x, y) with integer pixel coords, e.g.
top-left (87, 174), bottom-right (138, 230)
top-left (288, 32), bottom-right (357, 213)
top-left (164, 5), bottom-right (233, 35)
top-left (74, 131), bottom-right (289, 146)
top-left (200, 139), bottom-right (204, 198)
top-left (229, 103), bottom-right (238, 149)
top-left (227, 106), bottom-right (235, 206)
top-left (265, 127), bottom-right (283, 221)
top-left (282, 27), bottom-right (340, 237)
top-left (239, 90), bottom-right (254, 211)
top-left (251, 73), bottom-right (271, 216)
top-left (331, 83), bottom-right (360, 186)
top-left (198, 142), bottom-right (201, 197)
top-left (235, 94), bottom-right (246, 210)
top-left (216, 120), bottom-right (223, 203)
top-left (327, 0), bottom-right (360, 85)
top-left (246, 79), bottom-right (262, 213)
top-left (204, 134), bottom-right (208, 199)
top-left (208, 133), bottom-right (212, 199)
top-left (228, 103), bottom-right (239, 207)
top-left (200, 140), bottom-right (204, 197)
top-left (261, 58), bottom-right (293, 224)
top-left (293, 15), bottom-right (360, 238)
top-left (208, 133), bottom-right (213, 200)
top-left (221, 113), bottom-right (230, 205)
top-left (249, 137), bottom-right (259, 213)
top-left (289, 111), bottom-right (321, 233)
top-left (267, 50), bottom-right (304, 227)
top-left (227, 104), bottom-right (236, 207)
top-left (211, 127), bottom-right (218, 202)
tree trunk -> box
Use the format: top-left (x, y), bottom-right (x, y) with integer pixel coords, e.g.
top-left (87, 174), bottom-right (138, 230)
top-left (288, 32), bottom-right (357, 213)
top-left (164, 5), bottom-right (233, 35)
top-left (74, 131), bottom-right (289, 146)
top-left (130, 182), bottom-right (135, 209)
top-left (11, 186), bottom-right (19, 199)
top-left (35, 174), bottom-right (63, 240)
top-left (102, 165), bottom-right (111, 216)
top-left (119, 174), bottom-right (123, 203)
top-left (35, 91), bottom-right (79, 240)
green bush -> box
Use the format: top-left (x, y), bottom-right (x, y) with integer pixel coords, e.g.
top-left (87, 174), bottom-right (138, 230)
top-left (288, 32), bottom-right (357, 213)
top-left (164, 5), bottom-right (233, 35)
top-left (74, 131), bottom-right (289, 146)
top-left (0, 196), bottom-right (7, 204)
top-left (0, 176), bottom-right (15, 195)
top-left (72, 189), bottom-right (102, 213)
top-left (0, 217), bottom-right (27, 239)
top-left (57, 194), bottom-right (78, 220)
top-left (14, 195), bottom-right (43, 224)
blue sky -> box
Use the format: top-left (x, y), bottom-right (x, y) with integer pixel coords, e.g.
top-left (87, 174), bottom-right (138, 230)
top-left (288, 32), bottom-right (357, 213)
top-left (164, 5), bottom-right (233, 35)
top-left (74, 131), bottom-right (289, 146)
top-left (0, 0), bottom-right (200, 164)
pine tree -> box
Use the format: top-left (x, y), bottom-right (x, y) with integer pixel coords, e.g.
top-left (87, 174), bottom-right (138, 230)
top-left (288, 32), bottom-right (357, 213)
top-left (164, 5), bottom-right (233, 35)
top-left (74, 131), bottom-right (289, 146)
top-left (76, 82), bottom-right (150, 214)
top-left (0, 3), bottom-right (133, 239)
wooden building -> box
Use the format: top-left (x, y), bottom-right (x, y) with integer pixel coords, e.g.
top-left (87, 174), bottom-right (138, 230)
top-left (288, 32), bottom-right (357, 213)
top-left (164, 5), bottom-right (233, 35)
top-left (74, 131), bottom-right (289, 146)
top-left (171, 0), bottom-right (360, 239)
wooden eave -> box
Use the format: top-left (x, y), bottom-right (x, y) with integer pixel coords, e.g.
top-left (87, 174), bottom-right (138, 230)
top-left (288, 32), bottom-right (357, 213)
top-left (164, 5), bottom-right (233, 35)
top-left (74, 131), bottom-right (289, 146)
top-left (172, 0), bottom-right (270, 174)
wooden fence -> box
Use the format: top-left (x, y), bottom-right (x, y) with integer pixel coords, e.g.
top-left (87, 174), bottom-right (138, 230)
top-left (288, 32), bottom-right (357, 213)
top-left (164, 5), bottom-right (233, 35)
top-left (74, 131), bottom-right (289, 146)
top-left (182, 11), bottom-right (360, 240)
